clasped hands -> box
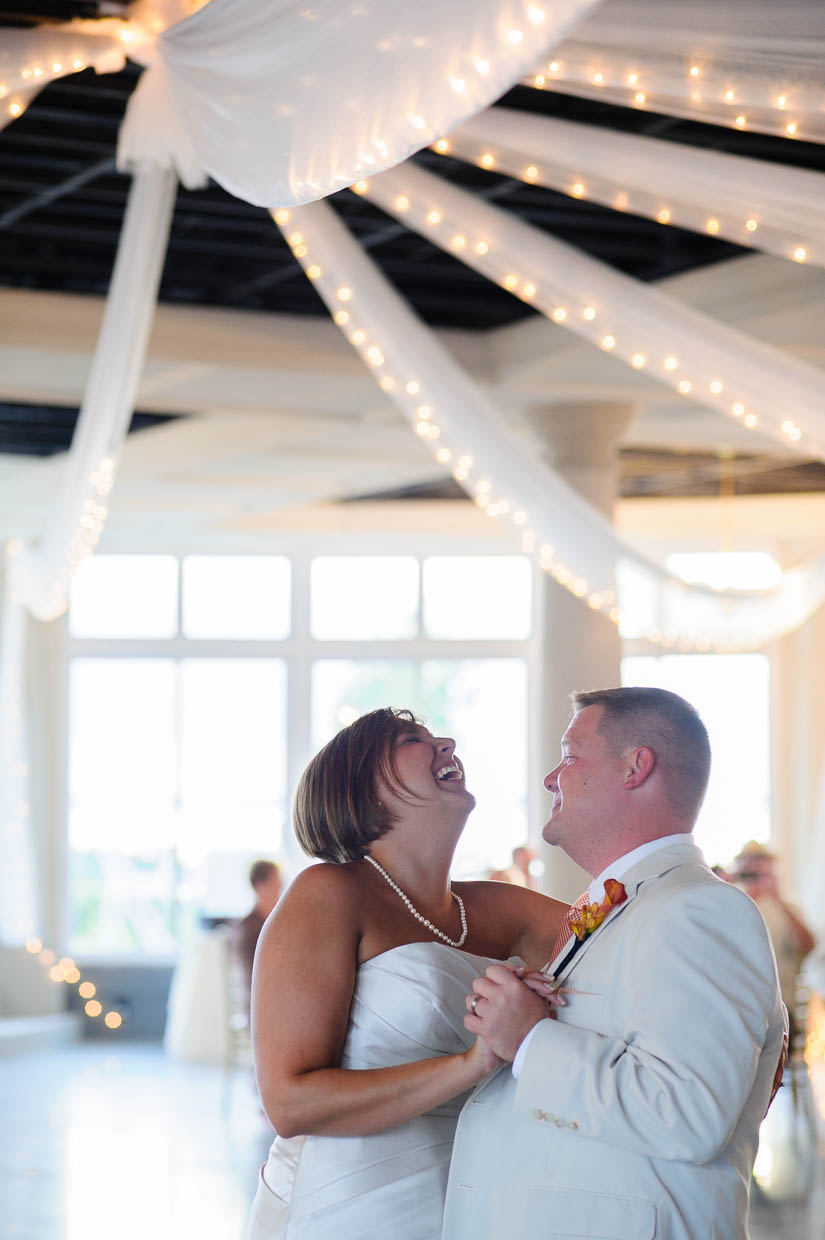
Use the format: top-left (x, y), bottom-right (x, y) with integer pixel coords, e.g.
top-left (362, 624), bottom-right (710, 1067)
top-left (464, 963), bottom-right (567, 1062)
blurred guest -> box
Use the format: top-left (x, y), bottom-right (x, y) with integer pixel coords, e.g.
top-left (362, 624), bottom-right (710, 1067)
top-left (487, 844), bottom-right (542, 889)
top-left (512, 844), bottom-right (542, 890)
top-left (234, 859), bottom-right (283, 996)
top-left (732, 841), bottom-right (815, 1049)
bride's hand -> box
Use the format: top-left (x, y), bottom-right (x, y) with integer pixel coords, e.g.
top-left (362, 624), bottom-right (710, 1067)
top-left (465, 1033), bottom-right (505, 1079)
top-left (512, 967), bottom-right (567, 1009)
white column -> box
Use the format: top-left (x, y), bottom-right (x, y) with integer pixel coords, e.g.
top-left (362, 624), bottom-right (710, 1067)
top-left (530, 403), bottom-right (634, 902)
top-left (769, 603), bottom-right (825, 929)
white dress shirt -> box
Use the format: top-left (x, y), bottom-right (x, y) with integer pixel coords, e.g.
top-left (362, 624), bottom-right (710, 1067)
top-left (512, 834), bottom-right (694, 1077)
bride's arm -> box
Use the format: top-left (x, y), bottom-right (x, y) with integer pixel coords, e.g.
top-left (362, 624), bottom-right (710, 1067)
top-left (252, 864), bottom-right (498, 1138)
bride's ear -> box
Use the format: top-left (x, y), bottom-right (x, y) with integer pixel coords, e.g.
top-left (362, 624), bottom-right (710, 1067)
top-left (623, 746), bottom-right (655, 789)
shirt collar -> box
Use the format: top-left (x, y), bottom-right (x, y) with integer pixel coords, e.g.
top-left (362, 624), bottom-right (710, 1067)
top-left (589, 834), bottom-right (694, 903)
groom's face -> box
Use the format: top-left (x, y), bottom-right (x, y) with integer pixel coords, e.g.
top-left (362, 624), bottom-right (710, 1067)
top-left (542, 706), bottom-right (624, 859)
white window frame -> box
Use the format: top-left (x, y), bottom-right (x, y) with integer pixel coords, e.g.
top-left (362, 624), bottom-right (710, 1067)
top-left (63, 533), bottom-right (543, 962)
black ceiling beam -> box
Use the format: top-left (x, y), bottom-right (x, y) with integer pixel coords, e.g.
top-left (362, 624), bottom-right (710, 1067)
top-left (0, 154), bottom-right (115, 229)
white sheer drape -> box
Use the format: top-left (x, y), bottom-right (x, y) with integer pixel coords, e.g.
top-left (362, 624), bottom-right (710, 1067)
top-left (14, 166), bottom-right (177, 620)
top-left (275, 199), bottom-right (825, 650)
top-left (0, 565), bottom-right (37, 944)
top-left (0, 25), bottom-right (127, 133)
top-left (533, 0), bottom-right (825, 140)
top-left (361, 161), bottom-right (825, 458)
top-left (119, 0), bottom-right (602, 205)
top-left (448, 107), bottom-right (825, 268)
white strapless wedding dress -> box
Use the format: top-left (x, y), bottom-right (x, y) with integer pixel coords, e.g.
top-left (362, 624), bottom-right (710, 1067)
top-left (248, 941), bottom-right (514, 1239)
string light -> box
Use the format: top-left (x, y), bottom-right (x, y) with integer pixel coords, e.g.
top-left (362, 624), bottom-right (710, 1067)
top-left (525, 55), bottom-right (812, 144)
top-left (24, 938), bottom-right (123, 1029)
top-left (745, 218), bottom-right (758, 232)
top-left (480, 153), bottom-right (494, 168)
top-left (706, 218), bottom-right (720, 234)
top-left (601, 334), bottom-right (615, 350)
top-left (427, 210), bottom-right (442, 224)
top-left (793, 246), bottom-right (807, 262)
top-left (657, 208), bottom-right (671, 224)
top-left (525, 165), bottom-right (538, 180)
top-left (571, 181), bottom-right (585, 197)
top-left (272, 191), bottom-right (816, 651)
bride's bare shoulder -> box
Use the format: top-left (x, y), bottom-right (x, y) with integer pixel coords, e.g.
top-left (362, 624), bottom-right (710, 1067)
top-left (262, 861), bottom-right (366, 940)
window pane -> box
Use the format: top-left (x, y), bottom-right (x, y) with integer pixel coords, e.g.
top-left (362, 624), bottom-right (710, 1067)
top-left (68, 657), bottom-right (288, 957)
top-left (421, 660), bottom-right (528, 878)
top-left (311, 557), bottom-right (419, 640)
top-left (68, 835), bottom-right (179, 956)
top-left (622, 653), bottom-right (770, 868)
top-left (69, 555), bottom-right (178, 639)
top-left (180, 659), bottom-right (286, 802)
top-left (311, 660), bottom-right (420, 749)
top-left (182, 556), bottom-right (291, 639)
top-left (311, 658), bottom-right (527, 876)
top-left (69, 659), bottom-right (177, 802)
top-left (423, 556), bottom-right (532, 639)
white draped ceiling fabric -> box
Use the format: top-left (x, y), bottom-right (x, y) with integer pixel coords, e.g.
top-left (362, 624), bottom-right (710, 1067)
top-left (13, 166), bottom-right (178, 621)
top-left (360, 160), bottom-right (825, 459)
top-left (448, 107), bottom-right (825, 269)
top-left (127, 0), bottom-right (603, 206)
top-left (531, 0), bottom-right (825, 142)
top-left (1, 0), bottom-right (824, 641)
top-left (274, 199), bottom-right (825, 651)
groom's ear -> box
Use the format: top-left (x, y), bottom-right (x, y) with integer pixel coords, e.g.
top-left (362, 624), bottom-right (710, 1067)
top-left (623, 745), bottom-right (655, 789)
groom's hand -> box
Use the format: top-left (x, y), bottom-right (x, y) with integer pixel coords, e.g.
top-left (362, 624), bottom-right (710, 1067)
top-left (464, 963), bottom-right (552, 1062)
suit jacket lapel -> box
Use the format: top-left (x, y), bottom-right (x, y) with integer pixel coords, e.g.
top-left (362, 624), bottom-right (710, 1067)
top-left (547, 840), bottom-right (707, 983)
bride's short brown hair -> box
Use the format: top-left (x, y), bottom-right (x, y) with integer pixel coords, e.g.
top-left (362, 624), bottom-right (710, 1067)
top-left (294, 707), bottom-right (420, 863)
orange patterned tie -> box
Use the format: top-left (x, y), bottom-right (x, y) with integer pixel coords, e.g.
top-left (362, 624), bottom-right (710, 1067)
top-left (549, 890), bottom-right (591, 964)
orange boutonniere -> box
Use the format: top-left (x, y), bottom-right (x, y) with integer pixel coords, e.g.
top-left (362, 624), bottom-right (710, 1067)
top-left (568, 878), bottom-right (628, 941)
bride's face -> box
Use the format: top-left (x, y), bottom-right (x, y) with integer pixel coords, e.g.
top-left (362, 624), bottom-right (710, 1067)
top-left (378, 725), bottom-right (475, 819)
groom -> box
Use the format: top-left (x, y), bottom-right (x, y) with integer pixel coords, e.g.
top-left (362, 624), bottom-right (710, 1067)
top-left (444, 687), bottom-right (786, 1240)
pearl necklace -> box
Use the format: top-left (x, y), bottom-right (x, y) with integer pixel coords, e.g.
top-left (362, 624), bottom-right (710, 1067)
top-left (365, 855), bottom-right (468, 948)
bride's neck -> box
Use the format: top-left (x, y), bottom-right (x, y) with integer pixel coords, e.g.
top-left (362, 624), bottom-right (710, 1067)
top-left (369, 841), bottom-right (455, 907)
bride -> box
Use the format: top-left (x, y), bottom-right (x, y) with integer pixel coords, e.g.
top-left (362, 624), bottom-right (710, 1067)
top-left (247, 707), bottom-right (567, 1239)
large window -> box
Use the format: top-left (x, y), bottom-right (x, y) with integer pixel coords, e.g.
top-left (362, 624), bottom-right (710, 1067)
top-left (622, 650), bottom-right (771, 868)
top-left (67, 550), bottom-right (534, 957)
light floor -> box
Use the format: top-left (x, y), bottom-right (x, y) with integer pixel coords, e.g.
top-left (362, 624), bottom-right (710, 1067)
top-left (1, 1041), bottom-right (823, 1239)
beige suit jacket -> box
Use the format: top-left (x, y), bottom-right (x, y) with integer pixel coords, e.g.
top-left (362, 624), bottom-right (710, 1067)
top-left (443, 841), bottom-right (785, 1240)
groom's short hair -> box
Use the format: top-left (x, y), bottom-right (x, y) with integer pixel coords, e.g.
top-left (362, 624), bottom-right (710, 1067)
top-left (571, 687), bottom-right (711, 818)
